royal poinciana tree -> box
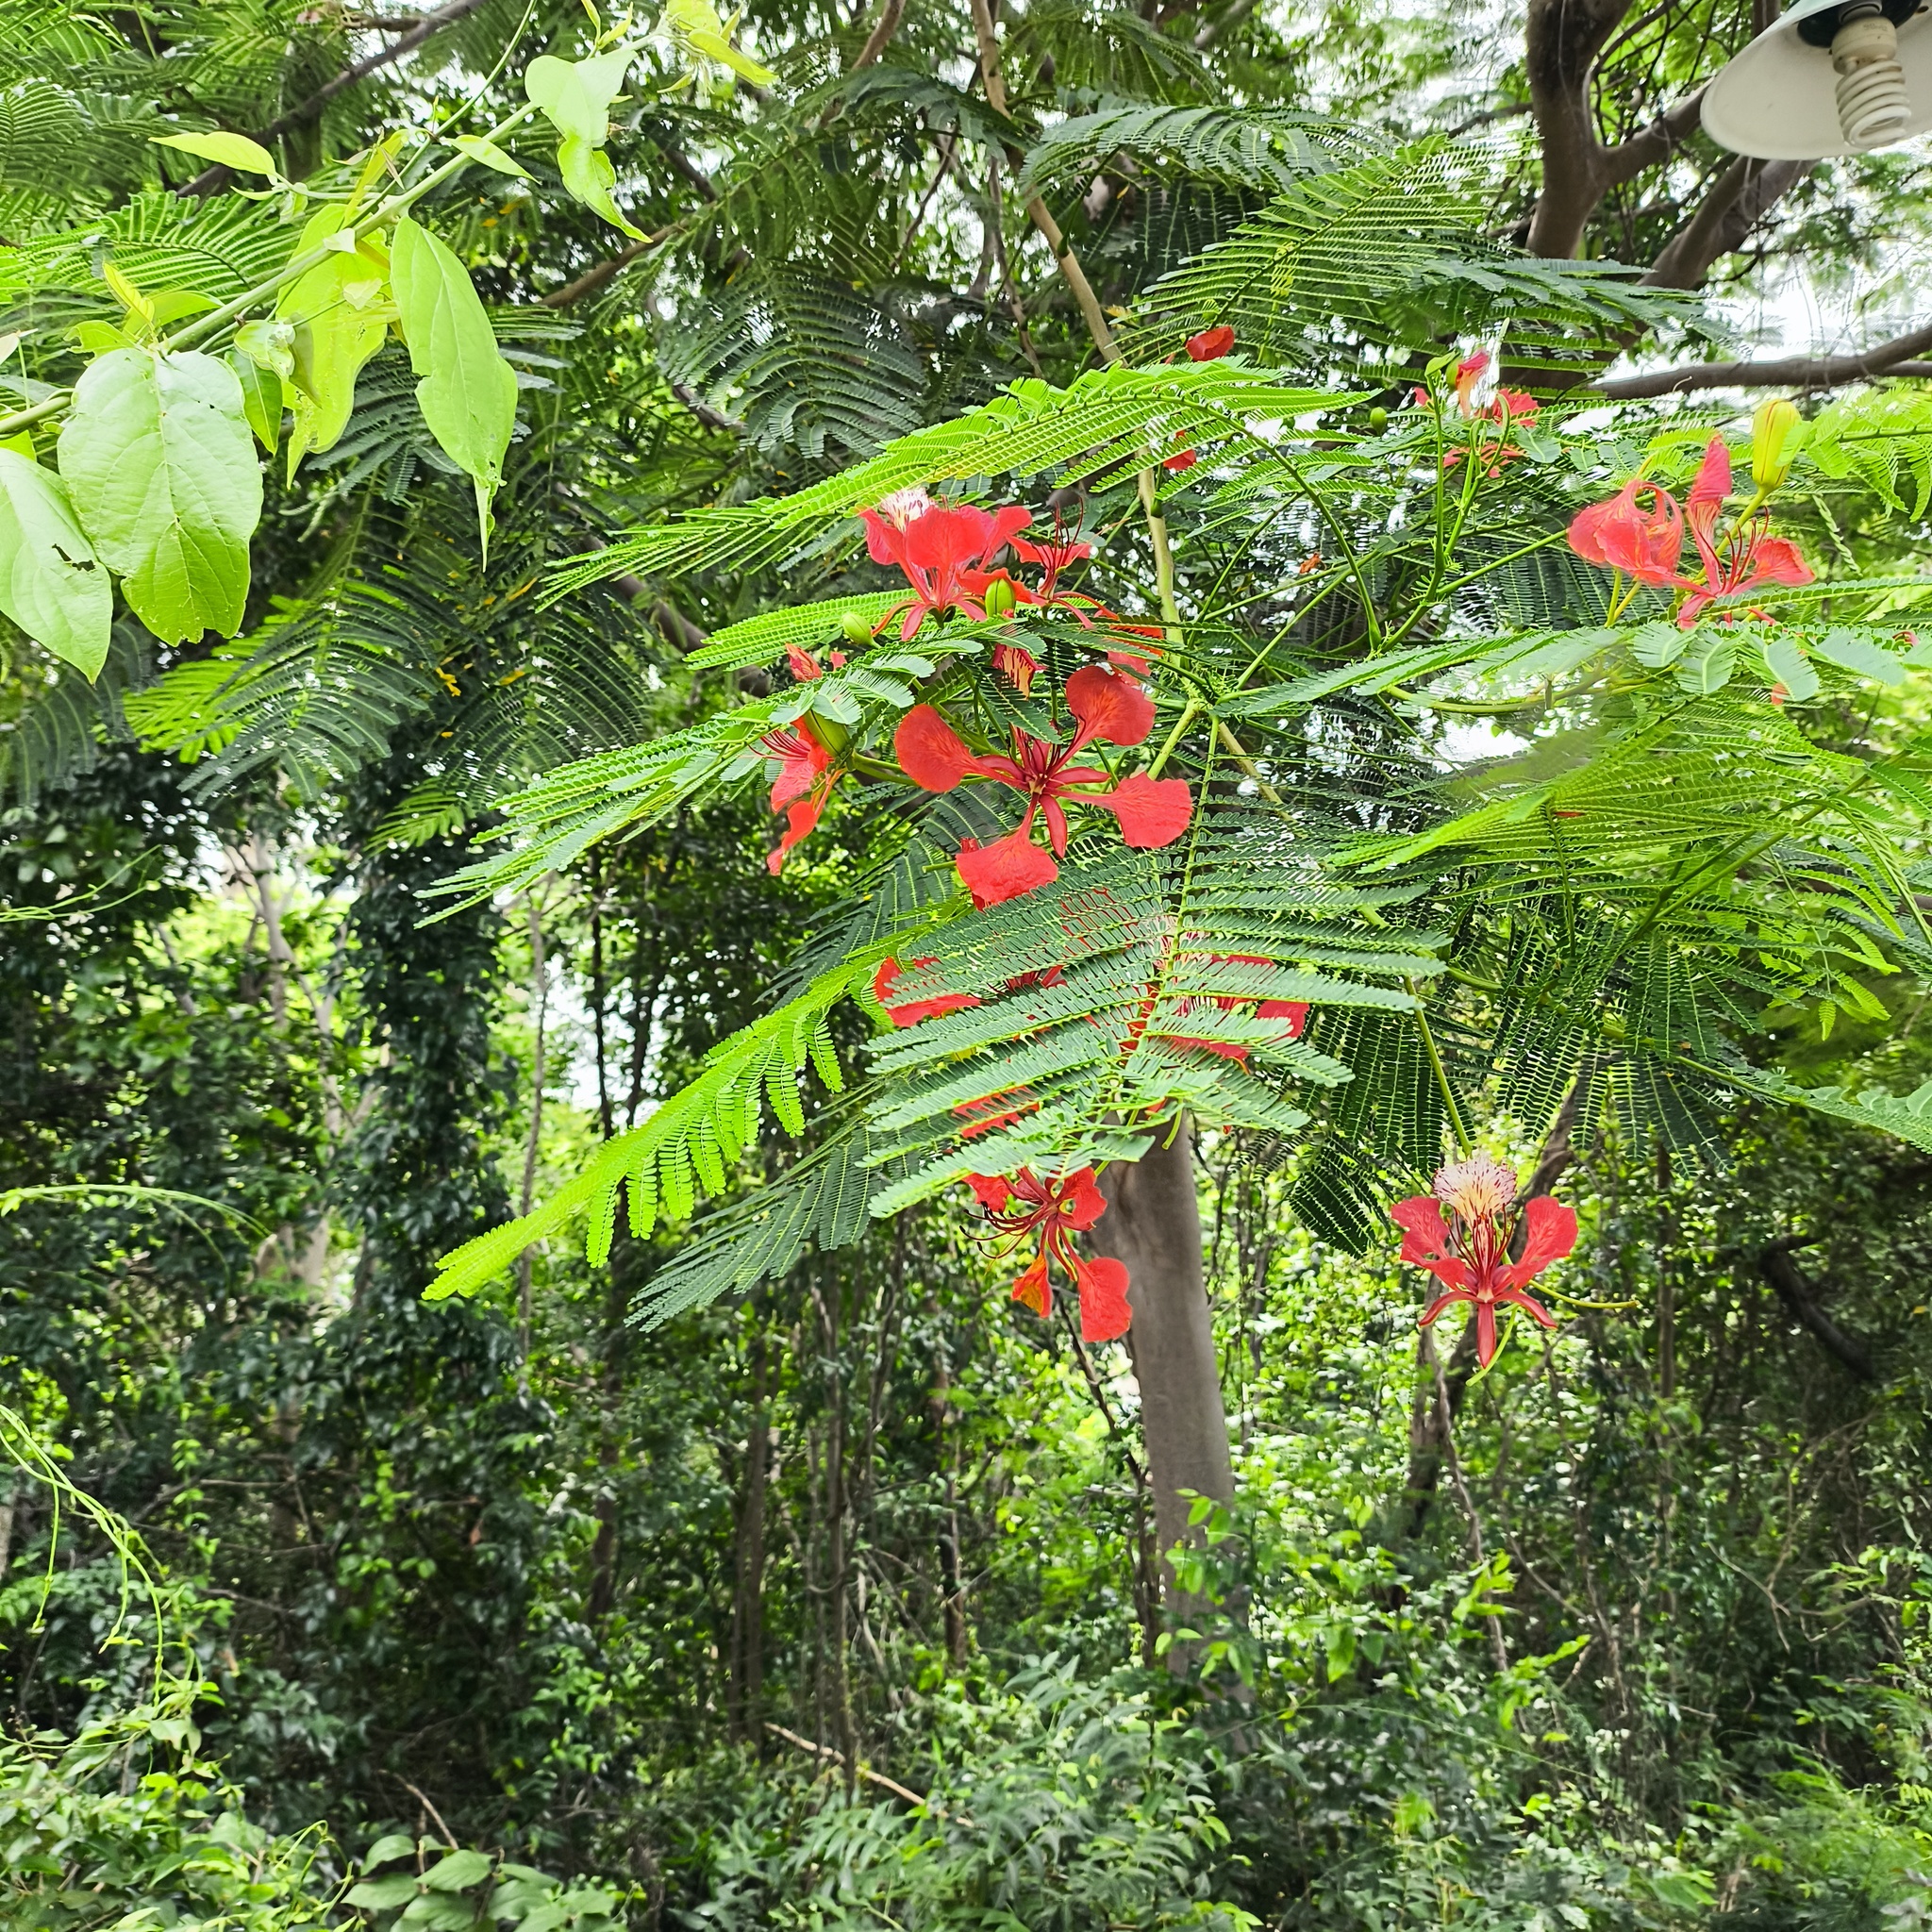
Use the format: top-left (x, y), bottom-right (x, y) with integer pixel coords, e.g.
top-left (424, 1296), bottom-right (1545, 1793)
top-left (8, 0), bottom-right (1932, 1627)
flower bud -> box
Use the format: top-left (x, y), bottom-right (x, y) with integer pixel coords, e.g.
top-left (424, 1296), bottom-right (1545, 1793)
top-left (980, 575), bottom-right (1017, 619)
top-left (1368, 406), bottom-right (1389, 432)
top-left (840, 609), bottom-right (874, 646)
top-left (1751, 397), bottom-right (1803, 492)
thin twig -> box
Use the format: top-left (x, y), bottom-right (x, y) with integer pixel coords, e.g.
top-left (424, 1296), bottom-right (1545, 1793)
top-left (763, 1722), bottom-right (962, 1816)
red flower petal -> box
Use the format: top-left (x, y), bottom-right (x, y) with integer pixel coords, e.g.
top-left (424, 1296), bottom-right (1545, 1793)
top-left (785, 642), bottom-right (824, 681)
top-left (766, 794), bottom-right (823, 874)
top-left (895, 704), bottom-right (973, 791)
top-left (904, 504), bottom-right (991, 573)
top-left (1090, 773), bottom-right (1192, 848)
top-left (1185, 325), bottom-right (1235, 362)
top-left (966, 1172), bottom-right (1012, 1213)
top-left (1748, 536), bottom-right (1813, 588)
top-left (956, 828), bottom-right (1058, 908)
top-left (1163, 448), bottom-right (1197, 473)
top-left (1066, 663), bottom-right (1155, 748)
top-left (1498, 1194), bottom-right (1578, 1290)
top-left (874, 957), bottom-right (980, 1028)
top-left (1011, 1250), bottom-right (1052, 1318)
top-left (1689, 435), bottom-right (1731, 511)
top-left (1259, 999), bottom-right (1309, 1037)
top-left (859, 508), bottom-right (908, 566)
top-left (1075, 1253), bottom-right (1132, 1341)
top-left (1056, 1167), bottom-right (1107, 1231)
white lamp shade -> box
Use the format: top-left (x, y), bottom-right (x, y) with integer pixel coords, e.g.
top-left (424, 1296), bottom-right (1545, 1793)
top-left (1703, 0), bottom-right (1932, 158)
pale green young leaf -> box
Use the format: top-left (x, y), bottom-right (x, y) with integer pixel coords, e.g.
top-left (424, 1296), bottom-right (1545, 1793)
top-left (524, 48), bottom-right (634, 144)
top-left (229, 349), bottom-right (281, 453)
top-left (1813, 625), bottom-right (1907, 685)
top-left (56, 347), bottom-right (260, 644)
top-left (390, 216), bottom-right (519, 550)
top-left (0, 450), bottom-right (113, 677)
top-left (525, 48), bottom-right (644, 236)
top-left (275, 208), bottom-right (391, 472)
top-left (448, 133), bottom-right (530, 178)
top-left (152, 129), bottom-right (278, 175)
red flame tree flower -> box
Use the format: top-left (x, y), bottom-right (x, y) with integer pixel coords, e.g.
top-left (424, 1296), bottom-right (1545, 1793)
top-left (758, 721), bottom-right (840, 874)
top-left (894, 664), bottom-right (1193, 908)
top-left (965, 1167), bottom-right (1131, 1341)
top-left (859, 496), bottom-right (1033, 641)
top-left (1391, 1154), bottom-right (1577, 1368)
top-left (1568, 435), bottom-right (1813, 627)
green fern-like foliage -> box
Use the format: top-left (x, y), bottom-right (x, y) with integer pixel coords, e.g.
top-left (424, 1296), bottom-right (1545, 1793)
top-left (658, 266), bottom-right (928, 460)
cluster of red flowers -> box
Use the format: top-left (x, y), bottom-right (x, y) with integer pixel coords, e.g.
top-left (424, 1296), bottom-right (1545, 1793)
top-left (756, 325), bottom-right (1242, 875)
top-left (1391, 1155), bottom-right (1577, 1368)
top-left (897, 665), bottom-right (1192, 908)
top-left (965, 1166), bottom-right (1131, 1341)
top-left (1568, 434), bottom-right (1812, 627)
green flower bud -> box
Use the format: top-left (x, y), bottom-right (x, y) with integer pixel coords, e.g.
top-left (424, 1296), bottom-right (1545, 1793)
top-left (981, 575), bottom-right (1017, 618)
top-left (1751, 396), bottom-right (1803, 492)
top-left (840, 609), bottom-right (875, 646)
top-left (1368, 406), bottom-right (1389, 432)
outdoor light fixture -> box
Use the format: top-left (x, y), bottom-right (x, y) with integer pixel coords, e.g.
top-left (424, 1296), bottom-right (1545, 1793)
top-left (1703, 0), bottom-right (1932, 158)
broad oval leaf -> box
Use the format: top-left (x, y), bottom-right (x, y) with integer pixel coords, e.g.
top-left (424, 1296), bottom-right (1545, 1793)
top-left (347, 1874), bottom-right (422, 1909)
top-left (390, 216), bottom-right (519, 546)
top-left (0, 449), bottom-right (113, 676)
top-left (153, 128), bottom-right (279, 175)
top-left (422, 1847), bottom-right (494, 1891)
top-left (57, 347), bottom-right (261, 644)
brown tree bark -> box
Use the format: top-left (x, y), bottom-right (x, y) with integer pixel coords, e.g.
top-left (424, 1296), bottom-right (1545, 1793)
top-left (1088, 1118), bottom-right (1236, 1645)
top-left (728, 1332), bottom-right (771, 1740)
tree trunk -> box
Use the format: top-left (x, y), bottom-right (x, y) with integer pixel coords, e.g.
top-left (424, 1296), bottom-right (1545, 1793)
top-left (1089, 1117), bottom-right (1235, 1643)
top-left (924, 1294), bottom-right (968, 1670)
top-left (729, 1332), bottom-right (770, 1740)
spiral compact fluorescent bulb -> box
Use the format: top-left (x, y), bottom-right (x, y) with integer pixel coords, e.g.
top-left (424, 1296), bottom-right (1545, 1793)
top-left (1833, 3), bottom-right (1913, 147)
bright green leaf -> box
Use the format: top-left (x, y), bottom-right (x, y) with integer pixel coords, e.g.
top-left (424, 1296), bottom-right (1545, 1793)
top-left (1758, 632), bottom-right (1820, 703)
top-left (1814, 625), bottom-right (1907, 685)
top-left (525, 48), bottom-right (645, 237)
top-left (276, 208), bottom-right (392, 474)
top-left (153, 129), bottom-right (279, 175)
top-left (234, 318), bottom-right (295, 380)
top-left (363, 1832), bottom-right (419, 1872)
top-left (423, 1847), bottom-right (494, 1891)
top-left (230, 348), bottom-right (282, 453)
top-left (0, 449), bottom-right (113, 677)
top-left (524, 48), bottom-right (633, 146)
top-left (449, 133), bottom-right (531, 178)
top-left (57, 347), bottom-right (261, 644)
top-left (557, 139), bottom-right (642, 238)
top-left (390, 216), bottom-right (519, 552)
top-left (1672, 629), bottom-right (1735, 695)
top-left (348, 1874), bottom-right (423, 1909)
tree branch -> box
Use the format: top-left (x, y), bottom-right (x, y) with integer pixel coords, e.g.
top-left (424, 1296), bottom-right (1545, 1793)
top-left (1594, 320), bottom-right (1932, 398)
top-left (1599, 87), bottom-right (1705, 191)
top-left (183, 0), bottom-right (490, 195)
top-left (1757, 1237), bottom-right (1877, 1383)
top-left (1641, 155), bottom-right (1805, 290)
top-left (848, 0), bottom-right (906, 71)
top-left (1523, 0), bottom-right (1638, 258)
